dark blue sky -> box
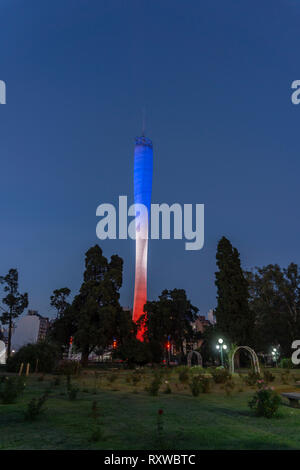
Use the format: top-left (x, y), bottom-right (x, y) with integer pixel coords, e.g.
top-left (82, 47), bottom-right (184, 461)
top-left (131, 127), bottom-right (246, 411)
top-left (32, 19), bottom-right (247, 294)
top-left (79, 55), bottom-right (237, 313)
top-left (0, 0), bottom-right (299, 319)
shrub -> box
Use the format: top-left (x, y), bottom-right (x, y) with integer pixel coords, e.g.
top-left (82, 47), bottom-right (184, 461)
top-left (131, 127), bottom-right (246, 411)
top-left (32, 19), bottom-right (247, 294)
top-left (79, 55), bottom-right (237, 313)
top-left (55, 359), bottom-right (81, 376)
top-left (178, 367), bottom-right (190, 385)
top-left (52, 377), bottom-right (61, 386)
top-left (263, 369), bottom-right (275, 383)
top-left (163, 381), bottom-right (172, 394)
top-left (243, 370), bottom-right (261, 386)
top-left (0, 376), bottom-right (25, 404)
top-left (279, 358), bottom-right (293, 369)
top-left (146, 374), bottom-right (162, 396)
top-left (131, 371), bottom-right (142, 386)
top-left (67, 385), bottom-right (79, 401)
top-left (107, 373), bottom-right (118, 384)
top-left (211, 367), bottom-right (231, 384)
top-left (24, 392), bottom-right (48, 421)
top-left (223, 379), bottom-right (235, 396)
top-left (6, 342), bottom-right (60, 374)
top-left (249, 383), bottom-right (281, 418)
top-left (280, 370), bottom-right (291, 385)
top-left (191, 365), bottom-right (204, 373)
top-left (189, 375), bottom-right (202, 396)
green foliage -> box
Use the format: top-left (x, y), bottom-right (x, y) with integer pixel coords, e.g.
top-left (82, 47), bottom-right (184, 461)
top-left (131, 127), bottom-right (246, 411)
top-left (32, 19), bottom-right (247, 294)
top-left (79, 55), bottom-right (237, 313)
top-left (178, 366), bottom-right (190, 384)
top-left (24, 391), bottom-right (48, 421)
top-left (52, 377), bottom-right (61, 386)
top-left (0, 268), bottom-right (28, 357)
top-left (215, 237), bottom-right (254, 346)
top-left (189, 374), bottom-right (211, 396)
top-left (6, 341), bottom-right (60, 373)
top-left (55, 359), bottom-right (81, 376)
top-left (263, 369), bottom-right (275, 383)
top-left (211, 367), bottom-right (231, 384)
top-left (247, 264), bottom-right (300, 356)
top-left (146, 373), bottom-right (162, 396)
top-left (249, 385), bottom-right (281, 418)
top-left (243, 371), bottom-right (261, 386)
top-left (107, 373), bottom-right (118, 384)
top-left (142, 289), bottom-right (199, 361)
top-left (280, 370), bottom-right (291, 385)
top-left (131, 370), bottom-right (142, 386)
top-left (162, 379), bottom-right (172, 394)
top-left (67, 385), bottom-right (79, 400)
top-left (279, 358), bottom-right (294, 369)
top-left (70, 245), bottom-right (125, 364)
top-left (50, 287), bottom-right (71, 317)
top-left (223, 379), bottom-right (235, 396)
top-left (116, 337), bottom-right (152, 366)
top-left (0, 376), bottom-right (25, 404)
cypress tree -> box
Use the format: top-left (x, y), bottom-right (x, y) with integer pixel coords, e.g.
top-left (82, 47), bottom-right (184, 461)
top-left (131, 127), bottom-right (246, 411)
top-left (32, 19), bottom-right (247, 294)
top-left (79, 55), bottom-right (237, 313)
top-left (215, 237), bottom-right (254, 346)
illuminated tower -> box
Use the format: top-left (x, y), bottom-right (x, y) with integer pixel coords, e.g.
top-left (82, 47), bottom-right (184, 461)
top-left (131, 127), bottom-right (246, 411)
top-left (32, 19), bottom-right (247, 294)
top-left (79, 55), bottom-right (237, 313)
top-left (132, 135), bottom-right (153, 340)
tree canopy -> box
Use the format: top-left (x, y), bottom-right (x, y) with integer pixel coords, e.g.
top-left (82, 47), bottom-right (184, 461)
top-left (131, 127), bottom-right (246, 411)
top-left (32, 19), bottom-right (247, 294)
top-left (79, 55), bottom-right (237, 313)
top-left (215, 237), bottom-right (254, 347)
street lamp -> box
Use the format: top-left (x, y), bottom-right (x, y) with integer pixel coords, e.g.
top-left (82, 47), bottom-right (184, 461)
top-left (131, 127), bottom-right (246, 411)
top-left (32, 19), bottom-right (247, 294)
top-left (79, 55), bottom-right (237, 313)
top-left (271, 347), bottom-right (279, 367)
top-left (216, 338), bottom-right (227, 366)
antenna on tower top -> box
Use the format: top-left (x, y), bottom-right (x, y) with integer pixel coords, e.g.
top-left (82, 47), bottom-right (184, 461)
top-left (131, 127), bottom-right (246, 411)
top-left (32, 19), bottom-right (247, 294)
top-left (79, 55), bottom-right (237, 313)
top-left (142, 107), bottom-right (146, 136)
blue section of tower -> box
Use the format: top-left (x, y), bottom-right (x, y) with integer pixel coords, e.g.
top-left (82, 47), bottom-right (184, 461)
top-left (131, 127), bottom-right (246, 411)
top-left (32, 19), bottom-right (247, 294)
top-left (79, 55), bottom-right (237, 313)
top-left (134, 136), bottom-right (153, 212)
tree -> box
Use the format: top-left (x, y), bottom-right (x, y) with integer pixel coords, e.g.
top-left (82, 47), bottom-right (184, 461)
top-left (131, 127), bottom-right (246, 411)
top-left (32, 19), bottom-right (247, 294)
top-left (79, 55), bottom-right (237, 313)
top-left (50, 287), bottom-right (71, 318)
top-left (72, 245), bottom-right (125, 365)
top-left (0, 269), bottom-right (28, 358)
top-left (142, 288), bottom-right (198, 362)
top-left (48, 304), bottom-right (77, 352)
top-left (215, 237), bottom-right (254, 346)
top-left (246, 263), bottom-right (300, 356)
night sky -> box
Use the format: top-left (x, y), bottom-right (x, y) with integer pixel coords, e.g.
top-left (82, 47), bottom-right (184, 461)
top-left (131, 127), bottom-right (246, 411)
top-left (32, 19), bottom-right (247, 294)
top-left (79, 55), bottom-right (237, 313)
top-left (0, 0), bottom-right (299, 319)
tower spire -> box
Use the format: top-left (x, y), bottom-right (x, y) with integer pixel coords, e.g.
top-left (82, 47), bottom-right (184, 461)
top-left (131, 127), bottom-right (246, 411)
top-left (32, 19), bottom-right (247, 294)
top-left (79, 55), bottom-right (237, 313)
top-left (142, 107), bottom-right (146, 136)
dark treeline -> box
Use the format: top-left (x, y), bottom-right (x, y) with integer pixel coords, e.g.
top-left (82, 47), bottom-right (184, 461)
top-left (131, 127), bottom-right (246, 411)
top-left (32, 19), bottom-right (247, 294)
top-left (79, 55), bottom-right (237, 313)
top-left (1, 238), bottom-right (300, 365)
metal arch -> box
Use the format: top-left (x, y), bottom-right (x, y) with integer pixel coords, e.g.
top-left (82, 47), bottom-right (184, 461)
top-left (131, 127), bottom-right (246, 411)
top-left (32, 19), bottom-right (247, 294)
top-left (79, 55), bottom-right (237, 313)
top-left (187, 350), bottom-right (203, 367)
top-left (230, 346), bottom-right (260, 375)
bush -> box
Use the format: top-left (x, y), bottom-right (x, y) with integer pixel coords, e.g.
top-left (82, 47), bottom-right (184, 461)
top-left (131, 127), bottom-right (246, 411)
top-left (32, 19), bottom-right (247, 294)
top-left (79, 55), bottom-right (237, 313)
top-left (249, 383), bottom-right (281, 418)
top-left (178, 367), bottom-right (190, 385)
top-left (223, 379), bottom-right (235, 396)
top-left (146, 374), bottom-right (162, 396)
top-left (211, 367), bottom-right (231, 384)
top-left (189, 374), bottom-right (211, 396)
top-left (263, 369), bottom-right (275, 383)
top-left (24, 392), bottom-right (48, 421)
top-left (243, 370), bottom-right (261, 386)
top-left (52, 377), bottom-right (61, 386)
top-left (189, 375), bottom-right (202, 396)
top-left (0, 376), bottom-right (25, 404)
top-left (279, 358), bottom-right (293, 369)
top-left (131, 371), bottom-right (142, 386)
top-left (6, 342), bottom-right (60, 374)
top-left (55, 359), bottom-right (81, 376)
top-left (107, 373), bottom-right (118, 384)
top-left (163, 381), bottom-right (172, 394)
top-left (280, 370), bottom-right (291, 385)
top-left (67, 385), bottom-right (79, 400)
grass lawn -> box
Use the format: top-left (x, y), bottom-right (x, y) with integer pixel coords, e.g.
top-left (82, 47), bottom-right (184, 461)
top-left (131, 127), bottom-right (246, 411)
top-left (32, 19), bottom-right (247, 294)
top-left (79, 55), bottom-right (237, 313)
top-left (1, 367), bottom-right (300, 450)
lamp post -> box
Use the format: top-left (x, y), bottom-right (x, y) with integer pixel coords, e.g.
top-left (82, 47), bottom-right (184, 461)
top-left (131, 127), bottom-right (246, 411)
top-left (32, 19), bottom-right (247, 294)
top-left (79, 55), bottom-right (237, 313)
top-left (271, 347), bottom-right (279, 367)
top-left (216, 338), bottom-right (227, 366)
